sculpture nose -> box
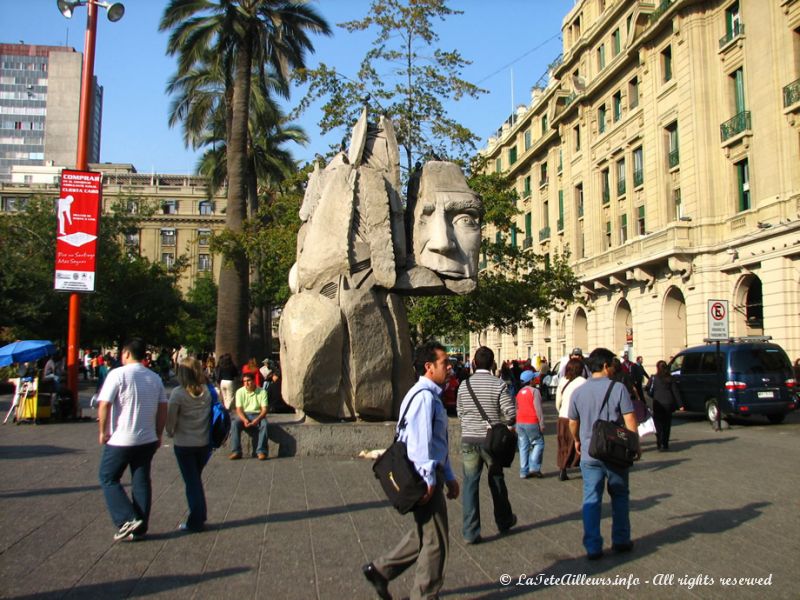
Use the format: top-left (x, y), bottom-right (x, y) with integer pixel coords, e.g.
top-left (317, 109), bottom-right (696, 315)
top-left (426, 208), bottom-right (455, 254)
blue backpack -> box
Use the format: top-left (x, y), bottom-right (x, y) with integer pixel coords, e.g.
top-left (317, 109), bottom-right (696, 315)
top-left (208, 384), bottom-right (231, 449)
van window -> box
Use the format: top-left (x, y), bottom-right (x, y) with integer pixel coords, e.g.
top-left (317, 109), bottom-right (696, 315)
top-left (669, 355), bottom-right (683, 373)
top-left (680, 353), bottom-right (702, 374)
top-left (700, 352), bottom-right (722, 374)
top-left (731, 348), bottom-right (791, 375)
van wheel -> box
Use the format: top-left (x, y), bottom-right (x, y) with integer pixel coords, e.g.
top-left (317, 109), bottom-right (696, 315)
top-left (766, 414), bottom-right (786, 424)
top-left (706, 400), bottom-right (720, 423)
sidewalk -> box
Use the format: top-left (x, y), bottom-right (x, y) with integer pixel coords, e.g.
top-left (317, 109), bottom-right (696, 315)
top-left (0, 395), bottom-right (797, 599)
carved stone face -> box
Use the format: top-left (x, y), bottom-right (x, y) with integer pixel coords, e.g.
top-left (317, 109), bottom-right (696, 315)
top-left (412, 162), bottom-right (482, 279)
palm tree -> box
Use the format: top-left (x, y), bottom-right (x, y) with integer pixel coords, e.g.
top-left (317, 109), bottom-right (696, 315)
top-left (160, 0), bottom-right (330, 365)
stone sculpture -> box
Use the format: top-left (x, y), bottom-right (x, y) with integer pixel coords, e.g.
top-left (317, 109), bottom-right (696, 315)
top-left (279, 109), bottom-right (483, 420)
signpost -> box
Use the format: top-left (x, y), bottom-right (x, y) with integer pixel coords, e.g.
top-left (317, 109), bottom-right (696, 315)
top-left (54, 170), bottom-right (101, 292)
top-left (706, 299), bottom-right (729, 431)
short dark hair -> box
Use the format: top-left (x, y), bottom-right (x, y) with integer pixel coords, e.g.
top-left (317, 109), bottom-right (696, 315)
top-left (123, 338), bottom-right (146, 361)
top-left (585, 347), bottom-right (615, 374)
top-left (242, 372), bottom-right (255, 381)
top-left (473, 346), bottom-right (494, 370)
top-left (413, 341), bottom-right (446, 377)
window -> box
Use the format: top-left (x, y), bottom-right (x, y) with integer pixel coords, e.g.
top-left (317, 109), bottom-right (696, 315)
top-left (616, 158), bottom-right (626, 196)
top-left (633, 147), bottom-right (644, 187)
top-left (575, 183), bottom-right (584, 218)
top-left (628, 77), bottom-right (639, 109)
top-left (542, 199), bottom-right (550, 228)
top-left (598, 104), bottom-right (607, 133)
top-left (620, 214), bottom-right (628, 244)
top-left (126, 199), bottom-right (138, 214)
top-left (524, 129), bottom-right (532, 150)
top-left (674, 188), bottom-right (682, 220)
top-left (637, 206), bottom-right (646, 235)
top-left (724, 2), bottom-right (742, 44)
top-left (557, 149), bottom-right (563, 173)
top-left (736, 159), bottom-right (750, 212)
top-left (161, 229), bottom-right (176, 246)
top-left (574, 125), bottom-right (581, 151)
top-left (597, 44), bottom-right (606, 70)
top-left (162, 252), bottom-right (175, 268)
top-left (525, 212), bottom-right (532, 241)
top-left (162, 200), bottom-right (178, 215)
top-left (612, 28), bottom-right (621, 56)
top-left (732, 67), bottom-right (745, 114)
top-left (124, 231), bottom-right (139, 248)
top-left (541, 114), bottom-right (549, 135)
top-left (199, 201), bottom-right (213, 215)
top-left (197, 229), bottom-right (211, 246)
top-left (495, 157), bottom-right (502, 173)
top-left (540, 162), bottom-right (548, 186)
top-left (612, 91), bottom-right (622, 122)
top-left (666, 122), bottom-right (679, 168)
top-left (601, 168), bottom-right (610, 204)
top-left (522, 176), bottom-right (531, 199)
top-left (661, 45), bottom-right (672, 82)
top-left (198, 253), bottom-right (211, 272)
top-left (557, 190), bottom-right (564, 231)
top-left (509, 146), bottom-right (518, 165)
top-left (605, 221), bottom-right (612, 249)
top-left (511, 226), bottom-right (518, 248)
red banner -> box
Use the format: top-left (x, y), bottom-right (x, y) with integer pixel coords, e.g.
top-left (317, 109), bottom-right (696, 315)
top-left (54, 169), bottom-right (102, 292)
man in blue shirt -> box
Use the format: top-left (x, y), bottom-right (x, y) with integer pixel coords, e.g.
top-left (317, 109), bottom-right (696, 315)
top-left (568, 347), bottom-right (639, 560)
top-left (363, 341), bottom-right (460, 600)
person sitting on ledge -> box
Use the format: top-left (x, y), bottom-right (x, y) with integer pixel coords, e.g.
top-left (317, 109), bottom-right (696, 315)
top-left (229, 373), bottom-right (269, 461)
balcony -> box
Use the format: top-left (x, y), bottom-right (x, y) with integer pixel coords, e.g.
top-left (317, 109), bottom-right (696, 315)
top-left (617, 180), bottom-right (626, 196)
top-left (784, 78), bottom-right (800, 108)
top-left (668, 148), bottom-right (680, 168)
top-left (633, 169), bottom-right (643, 188)
top-left (557, 217), bottom-right (564, 232)
top-left (650, 0), bottom-right (674, 23)
top-left (719, 22), bottom-right (745, 49)
top-left (539, 226), bottom-right (551, 242)
top-left (720, 110), bottom-right (751, 142)
top-left (539, 177), bottom-right (549, 188)
top-left (523, 237), bottom-right (533, 250)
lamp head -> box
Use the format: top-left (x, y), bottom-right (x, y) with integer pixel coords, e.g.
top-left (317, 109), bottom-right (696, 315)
top-left (56, 0), bottom-right (125, 22)
top-left (57, 0), bottom-right (80, 19)
top-left (104, 2), bottom-right (125, 22)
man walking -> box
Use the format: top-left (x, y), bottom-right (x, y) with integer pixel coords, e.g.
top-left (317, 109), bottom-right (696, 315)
top-left (568, 347), bottom-right (639, 560)
top-left (97, 338), bottom-right (167, 542)
top-left (457, 346), bottom-right (517, 544)
top-left (363, 341), bottom-right (460, 600)
top-left (229, 372), bottom-right (269, 460)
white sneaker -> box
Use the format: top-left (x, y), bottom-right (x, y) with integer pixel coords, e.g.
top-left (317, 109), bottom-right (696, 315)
top-left (114, 518), bottom-right (143, 541)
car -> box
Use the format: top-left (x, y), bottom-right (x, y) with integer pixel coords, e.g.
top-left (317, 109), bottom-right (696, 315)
top-left (544, 360), bottom-right (562, 400)
top-left (668, 337), bottom-right (797, 425)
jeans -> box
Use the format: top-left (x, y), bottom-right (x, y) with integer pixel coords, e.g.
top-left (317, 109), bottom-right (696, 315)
top-left (174, 445), bottom-right (209, 530)
top-left (231, 413), bottom-right (268, 455)
top-left (517, 423), bottom-right (544, 477)
top-left (461, 443), bottom-right (514, 542)
top-left (580, 461), bottom-right (631, 554)
top-left (98, 441), bottom-right (159, 532)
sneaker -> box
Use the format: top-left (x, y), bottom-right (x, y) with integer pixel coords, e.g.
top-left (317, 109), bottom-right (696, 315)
top-left (228, 452), bottom-right (242, 460)
top-left (257, 452), bottom-right (268, 461)
top-left (122, 533), bottom-right (146, 542)
top-left (114, 518), bottom-right (143, 541)
top-left (587, 550), bottom-right (604, 560)
top-left (530, 471), bottom-right (543, 479)
top-left (612, 541), bottom-right (634, 553)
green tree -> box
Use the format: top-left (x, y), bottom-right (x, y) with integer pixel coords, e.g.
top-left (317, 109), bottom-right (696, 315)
top-left (172, 274), bottom-right (218, 354)
top-left (295, 0), bottom-right (486, 171)
top-left (406, 164), bottom-right (580, 342)
top-left (160, 0), bottom-right (331, 365)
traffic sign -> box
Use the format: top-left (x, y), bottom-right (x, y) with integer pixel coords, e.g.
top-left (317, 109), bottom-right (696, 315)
top-left (707, 299), bottom-right (729, 340)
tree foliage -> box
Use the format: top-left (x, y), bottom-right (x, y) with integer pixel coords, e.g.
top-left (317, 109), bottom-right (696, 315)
top-left (294, 0), bottom-right (486, 171)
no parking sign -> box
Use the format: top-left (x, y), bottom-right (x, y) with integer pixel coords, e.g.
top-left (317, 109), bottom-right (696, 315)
top-left (707, 299), bottom-right (729, 340)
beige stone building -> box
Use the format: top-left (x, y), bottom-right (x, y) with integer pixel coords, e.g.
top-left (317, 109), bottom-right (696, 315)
top-left (0, 163), bottom-right (226, 293)
top-left (473, 0), bottom-right (800, 368)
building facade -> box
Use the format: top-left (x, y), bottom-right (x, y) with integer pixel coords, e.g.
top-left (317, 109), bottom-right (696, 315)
top-left (0, 43), bottom-right (102, 183)
top-left (474, 0), bottom-right (800, 368)
top-left (0, 163), bottom-right (226, 293)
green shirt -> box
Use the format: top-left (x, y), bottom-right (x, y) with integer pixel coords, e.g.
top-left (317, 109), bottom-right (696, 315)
top-left (234, 386), bottom-right (268, 414)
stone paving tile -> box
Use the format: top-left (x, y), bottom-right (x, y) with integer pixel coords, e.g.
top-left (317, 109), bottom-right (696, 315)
top-left (0, 396), bottom-right (798, 599)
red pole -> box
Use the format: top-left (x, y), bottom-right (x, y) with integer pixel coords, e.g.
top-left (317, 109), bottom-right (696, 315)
top-left (67, 0), bottom-right (99, 417)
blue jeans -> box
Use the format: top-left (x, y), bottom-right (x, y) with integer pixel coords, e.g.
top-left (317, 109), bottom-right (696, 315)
top-left (231, 413), bottom-right (268, 455)
top-left (517, 423), bottom-right (544, 477)
top-left (174, 445), bottom-right (209, 530)
top-left (580, 461), bottom-right (631, 554)
top-left (98, 441), bottom-right (159, 532)
top-left (461, 443), bottom-right (514, 542)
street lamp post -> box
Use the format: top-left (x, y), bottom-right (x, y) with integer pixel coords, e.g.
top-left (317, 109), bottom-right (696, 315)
top-left (57, 0), bottom-right (124, 416)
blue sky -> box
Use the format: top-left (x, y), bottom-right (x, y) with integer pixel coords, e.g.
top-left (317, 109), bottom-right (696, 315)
top-left (2, 0), bottom-right (574, 174)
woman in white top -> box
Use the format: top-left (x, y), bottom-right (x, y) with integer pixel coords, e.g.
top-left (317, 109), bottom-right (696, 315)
top-left (166, 357), bottom-right (211, 532)
top-left (555, 358), bottom-right (586, 481)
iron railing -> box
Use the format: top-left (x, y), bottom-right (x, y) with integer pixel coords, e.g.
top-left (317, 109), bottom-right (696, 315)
top-left (783, 78), bottom-right (800, 108)
top-left (719, 22), bottom-right (745, 49)
top-left (720, 110), bottom-right (751, 142)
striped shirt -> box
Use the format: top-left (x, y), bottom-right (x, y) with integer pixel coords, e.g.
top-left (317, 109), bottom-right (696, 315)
top-left (457, 370), bottom-right (516, 443)
top-left (98, 363), bottom-right (167, 446)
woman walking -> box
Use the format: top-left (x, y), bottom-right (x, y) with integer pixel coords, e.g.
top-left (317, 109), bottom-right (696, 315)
top-left (215, 353), bottom-right (238, 410)
top-left (650, 360), bottom-right (684, 451)
top-left (166, 357), bottom-right (211, 532)
top-left (555, 358), bottom-right (586, 481)
top-left (516, 370), bottom-right (545, 478)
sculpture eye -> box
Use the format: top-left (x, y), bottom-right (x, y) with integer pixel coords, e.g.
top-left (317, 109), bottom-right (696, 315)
top-left (453, 211), bottom-right (479, 229)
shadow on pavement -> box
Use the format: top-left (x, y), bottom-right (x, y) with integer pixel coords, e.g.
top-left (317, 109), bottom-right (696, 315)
top-left (0, 485), bottom-right (100, 499)
top-left (11, 567), bottom-right (251, 600)
top-left (0, 445), bottom-right (82, 459)
top-left (443, 501), bottom-right (770, 598)
top-left (218, 499), bottom-right (390, 530)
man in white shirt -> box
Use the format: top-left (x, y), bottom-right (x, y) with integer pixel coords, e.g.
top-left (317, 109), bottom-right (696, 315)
top-left (97, 339), bottom-right (167, 542)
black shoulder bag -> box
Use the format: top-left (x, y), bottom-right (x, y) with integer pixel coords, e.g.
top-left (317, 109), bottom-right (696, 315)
top-left (465, 379), bottom-right (517, 468)
top-left (372, 390), bottom-right (431, 514)
top-left (588, 381), bottom-right (639, 469)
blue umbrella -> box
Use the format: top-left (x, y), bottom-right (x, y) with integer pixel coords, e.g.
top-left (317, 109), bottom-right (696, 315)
top-left (0, 340), bottom-right (57, 367)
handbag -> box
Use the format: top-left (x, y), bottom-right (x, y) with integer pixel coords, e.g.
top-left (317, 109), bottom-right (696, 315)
top-left (588, 381), bottom-right (639, 469)
top-left (372, 390), bottom-right (430, 514)
top-left (637, 411), bottom-right (657, 438)
top-left (465, 379), bottom-right (517, 468)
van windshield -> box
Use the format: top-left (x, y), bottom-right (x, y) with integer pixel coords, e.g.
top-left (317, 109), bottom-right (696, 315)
top-left (730, 348), bottom-right (791, 375)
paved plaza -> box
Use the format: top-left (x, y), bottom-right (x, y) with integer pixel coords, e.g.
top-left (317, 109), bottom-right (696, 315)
top-left (0, 390), bottom-right (798, 599)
